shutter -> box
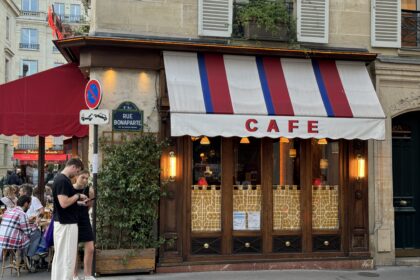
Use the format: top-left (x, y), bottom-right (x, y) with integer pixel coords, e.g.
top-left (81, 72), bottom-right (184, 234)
top-left (297, 0), bottom-right (329, 44)
top-left (371, 0), bottom-right (401, 48)
top-left (198, 0), bottom-right (233, 37)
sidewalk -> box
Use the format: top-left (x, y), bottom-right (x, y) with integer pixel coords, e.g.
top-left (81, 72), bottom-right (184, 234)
top-left (1, 266), bottom-right (419, 280)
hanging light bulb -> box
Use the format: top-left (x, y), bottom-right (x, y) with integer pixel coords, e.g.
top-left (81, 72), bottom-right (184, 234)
top-left (200, 136), bottom-right (210, 145)
top-left (289, 148), bottom-right (297, 158)
top-left (318, 138), bottom-right (328, 145)
top-left (240, 137), bottom-right (250, 144)
top-left (280, 137), bottom-right (290, 143)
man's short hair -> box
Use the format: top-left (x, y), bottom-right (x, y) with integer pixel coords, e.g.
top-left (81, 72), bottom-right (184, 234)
top-left (21, 184), bottom-right (33, 196)
top-left (66, 158), bottom-right (84, 170)
top-left (17, 195), bottom-right (31, 207)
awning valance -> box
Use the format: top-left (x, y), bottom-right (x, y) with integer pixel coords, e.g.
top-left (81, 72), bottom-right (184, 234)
top-left (164, 51), bottom-right (385, 140)
top-left (0, 63), bottom-right (88, 137)
top-left (13, 153), bottom-right (68, 161)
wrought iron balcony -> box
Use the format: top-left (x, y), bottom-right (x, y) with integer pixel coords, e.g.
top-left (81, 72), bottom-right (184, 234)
top-left (19, 43), bottom-right (40, 50)
top-left (402, 9), bottom-right (420, 47)
top-left (57, 14), bottom-right (88, 24)
top-left (20, 10), bottom-right (47, 18)
top-left (17, 144), bottom-right (38, 150)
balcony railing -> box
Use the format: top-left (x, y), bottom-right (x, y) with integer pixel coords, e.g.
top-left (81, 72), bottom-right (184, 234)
top-left (21, 10), bottom-right (47, 18)
top-left (19, 43), bottom-right (40, 50)
top-left (402, 9), bottom-right (420, 47)
top-left (17, 144), bottom-right (38, 150)
top-left (56, 14), bottom-right (88, 24)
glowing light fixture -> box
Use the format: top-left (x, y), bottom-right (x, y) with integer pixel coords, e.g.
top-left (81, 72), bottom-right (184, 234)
top-left (289, 148), bottom-right (297, 158)
top-left (200, 136), bottom-right (210, 145)
top-left (357, 155), bottom-right (365, 180)
top-left (240, 137), bottom-right (250, 144)
top-left (280, 137), bottom-right (289, 143)
top-left (169, 151), bottom-right (176, 181)
top-left (318, 138), bottom-right (328, 145)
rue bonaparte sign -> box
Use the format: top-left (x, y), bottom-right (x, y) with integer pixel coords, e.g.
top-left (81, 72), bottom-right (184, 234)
top-left (112, 102), bottom-right (143, 132)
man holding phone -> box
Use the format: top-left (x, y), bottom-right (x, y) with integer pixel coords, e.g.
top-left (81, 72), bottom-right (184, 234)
top-left (51, 158), bottom-right (87, 280)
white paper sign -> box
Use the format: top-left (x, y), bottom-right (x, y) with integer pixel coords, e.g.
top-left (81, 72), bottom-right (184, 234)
top-left (247, 211), bottom-right (261, 230)
top-left (233, 211), bottom-right (246, 230)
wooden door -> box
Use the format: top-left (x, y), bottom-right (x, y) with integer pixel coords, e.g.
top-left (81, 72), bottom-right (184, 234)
top-left (393, 112), bottom-right (420, 256)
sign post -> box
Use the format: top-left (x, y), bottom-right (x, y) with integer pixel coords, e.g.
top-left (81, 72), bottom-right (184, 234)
top-left (83, 79), bottom-right (103, 276)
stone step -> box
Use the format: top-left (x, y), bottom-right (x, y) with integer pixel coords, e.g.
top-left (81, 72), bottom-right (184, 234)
top-left (396, 257), bottom-right (420, 266)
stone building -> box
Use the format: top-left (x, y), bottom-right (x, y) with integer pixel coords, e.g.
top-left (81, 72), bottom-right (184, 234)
top-left (56, 0), bottom-right (420, 270)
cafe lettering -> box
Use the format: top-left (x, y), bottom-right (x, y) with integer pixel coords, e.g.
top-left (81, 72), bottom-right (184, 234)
top-left (245, 119), bottom-right (319, 134)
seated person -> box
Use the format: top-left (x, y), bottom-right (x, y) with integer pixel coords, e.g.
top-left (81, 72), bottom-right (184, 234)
top-left (1, 185), bottom-right (17, 209)
top-left (19, 184), bottom-right (43, 259)
top-left (0, 195), bottom-right (32, 266)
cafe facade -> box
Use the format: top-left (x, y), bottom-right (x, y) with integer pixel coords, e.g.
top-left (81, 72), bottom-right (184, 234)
top-left (57, 37), bottom-right (385, 271)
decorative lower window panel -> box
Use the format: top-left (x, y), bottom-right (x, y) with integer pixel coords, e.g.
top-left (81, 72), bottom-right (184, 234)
top-left (312, 185), bottom-right (339, 230)
top-left (273, 185), bottom-right (301, 230)
top-left (191, 185), bottom-right (221, 232)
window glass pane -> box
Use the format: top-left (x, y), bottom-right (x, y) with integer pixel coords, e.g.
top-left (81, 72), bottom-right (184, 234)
top-left (233, 138), bottom-right (261, 231)
top-left (54, 3), bottom-right (65, 17)
top-left (22, 60), bottom-right (38, 76)
top-left (311, 139), bottom-right (340, 230)
top-left (70, 4), bottom-right (80, 21)
top-left (21, 29), bottom-right (29, 44)
top-left (402, 0), bottom-right (416, 10)
top-left (22, 0), bottom-right (29, 11)
top-left (191, 137), bottom-right (221, 232)
top-left (273, 138), bottom-right (301, 230)
top-left (30, 29), bottom-right (38, 44)
top-left (31, 0), bottom-right (38, 11)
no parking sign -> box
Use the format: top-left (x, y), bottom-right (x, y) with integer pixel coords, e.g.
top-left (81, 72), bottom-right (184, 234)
top-left (84, 80), bottom-right (102, 109)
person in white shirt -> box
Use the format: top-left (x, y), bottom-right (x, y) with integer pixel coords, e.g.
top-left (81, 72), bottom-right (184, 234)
top-left (19, 184), bottom-right (43, 260)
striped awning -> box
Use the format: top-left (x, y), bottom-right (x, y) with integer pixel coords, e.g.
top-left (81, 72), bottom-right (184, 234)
top-left (163, 51), bottom-right (385, 140)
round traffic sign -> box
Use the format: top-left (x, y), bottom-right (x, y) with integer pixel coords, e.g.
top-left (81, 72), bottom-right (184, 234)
top-left (84, 80), bottom-right (102, 109)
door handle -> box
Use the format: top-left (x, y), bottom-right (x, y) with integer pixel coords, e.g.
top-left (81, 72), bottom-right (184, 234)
top-left (399, 200), bottom-right (408, 206)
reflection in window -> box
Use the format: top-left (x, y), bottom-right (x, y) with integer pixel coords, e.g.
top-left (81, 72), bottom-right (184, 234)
top-left (273, 138), bottom-right (301, 231)
top-left (191, 137), bottom-right (221, 232)
top-left (233, 138), bottom-right (261, 231)
top-left (312, 139), bottom-right (339, 230)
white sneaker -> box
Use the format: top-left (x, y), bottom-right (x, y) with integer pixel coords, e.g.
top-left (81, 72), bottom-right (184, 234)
top-left (73, 276), bottom-right (80, 280)
top-left (84, 276), bottom-right (96, 280)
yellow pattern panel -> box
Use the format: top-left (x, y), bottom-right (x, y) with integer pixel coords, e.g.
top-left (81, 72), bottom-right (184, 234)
top-left (312, 185), bottom-right (339, 230)
top-left (191, 185), bottom-right (221, 232)
top-left (273, 185), bottom-right (301, 230)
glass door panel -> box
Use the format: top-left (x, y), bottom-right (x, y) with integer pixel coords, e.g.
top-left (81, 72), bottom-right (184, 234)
top-left (191, 137), bottom-right (222, 232)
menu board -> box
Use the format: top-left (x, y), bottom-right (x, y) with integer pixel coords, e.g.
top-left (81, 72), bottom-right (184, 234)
top-left (247, 211), bottom-right (261, 230)
top-left (233, 211), bottom-right (246, 230)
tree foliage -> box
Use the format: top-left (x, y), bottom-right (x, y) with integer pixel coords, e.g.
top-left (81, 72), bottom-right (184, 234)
top-left (97, 133), bottom-right (167, 249)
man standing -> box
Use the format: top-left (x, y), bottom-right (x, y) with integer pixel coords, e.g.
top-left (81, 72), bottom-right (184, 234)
top-left (0, 195), bottom-right (32, 266)
top-left (51, 158), bottom-right (87, 280)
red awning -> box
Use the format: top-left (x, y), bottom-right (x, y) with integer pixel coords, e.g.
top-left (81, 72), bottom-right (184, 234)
top-left (0, 63), bottom-right (88, 137)
top-left (14, 153), bottom-right (68, 161)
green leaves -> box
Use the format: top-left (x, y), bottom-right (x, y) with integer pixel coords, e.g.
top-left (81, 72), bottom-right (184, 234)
top-left (97, 133), bottom-right (168, 250)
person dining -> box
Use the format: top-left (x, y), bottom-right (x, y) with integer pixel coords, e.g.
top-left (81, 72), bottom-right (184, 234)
top-left (1, 186), bottom-right (18, 209)
top-left (0, 195), bottom-right (33, 267)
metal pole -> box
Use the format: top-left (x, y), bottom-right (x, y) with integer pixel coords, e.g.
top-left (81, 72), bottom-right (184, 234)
top-left (92, 124), bottom-right (98, 275)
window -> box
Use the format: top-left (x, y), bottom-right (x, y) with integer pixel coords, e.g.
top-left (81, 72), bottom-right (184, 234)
top-left (5, 58), bottom-right (10, 82)
top-left (52, 136), bottom-right (63, 150)
top-left (402, 0), bottom-right (419, 47)
top-left (18, 136), bottom-right (37, 150)
top-left (21, 60), bottom-right (38, 77)
top-left (6, 16), bottom-right (10, 41)
top-left (3, 144), bottom-right (8, 166)
top-left (20, 28), bottom-right (39, 50)
top-left (54, 3), bottom-right (65, 19)
top-left (22, 0), bottom-right (39, 12)
top-left (70, 4), bottom-right (81, 22)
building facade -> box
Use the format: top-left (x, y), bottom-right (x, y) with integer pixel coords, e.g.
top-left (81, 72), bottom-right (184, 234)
top-left (0, 0), bottom-right (20, 177)
top-left (57, 0), bottom-right (420, 270)
top-left (9, 0), bottom-right (89, 177)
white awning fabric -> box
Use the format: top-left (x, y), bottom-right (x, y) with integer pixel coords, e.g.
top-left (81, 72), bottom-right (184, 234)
top-left (164, 51), bottom-right (385, 140)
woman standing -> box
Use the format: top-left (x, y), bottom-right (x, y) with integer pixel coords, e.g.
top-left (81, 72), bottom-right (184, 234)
top-left (73, 170), bottom-right (95, 280)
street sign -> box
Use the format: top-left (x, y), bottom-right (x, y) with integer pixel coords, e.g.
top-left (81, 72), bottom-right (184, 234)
top-left (84, 80), bottom-right (102, 109)
top-left (112, 102), bottom-right (143, 131)
top-left (80, 109), bottom-right (110, 125)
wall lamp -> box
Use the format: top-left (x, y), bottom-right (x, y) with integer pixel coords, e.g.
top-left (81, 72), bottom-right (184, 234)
top-left (357, 154), bottom-right (365, 180)
top-left (169, 151), bottom-right (176, 182)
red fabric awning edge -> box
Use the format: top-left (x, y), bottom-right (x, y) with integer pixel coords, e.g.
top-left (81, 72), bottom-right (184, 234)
top-left (13, 153), bottom-right (68, 161)
top-left (0, 63), bottom-right (89, 137)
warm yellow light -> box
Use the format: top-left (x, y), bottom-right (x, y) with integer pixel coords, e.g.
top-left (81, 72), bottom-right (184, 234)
top-left (103, 69), bottom-right (116, 93)
top-left (200, 136), bottom-right (210, 145)
top-left (357, 155), bottom-right (365, 179)
top-left (169, 151), bottom-right (176, 181)
top-left (289, 148), bottom-right (297, 158)
top-left (240, 137), bottom-right (250, 144)
top-left (280, 137), bottom-right (289, 143)
top-left (318, 138), bottom-right (328, 145)
top-left (138, 71), bottom-right (151, 92)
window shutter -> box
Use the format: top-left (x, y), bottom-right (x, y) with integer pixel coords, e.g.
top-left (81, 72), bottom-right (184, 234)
top-left (198, 0), bottom-right (233, 37)
top-left (371, 0), bottom-right (401, 48)
top-left (297, 0), bottom-right (329, 44)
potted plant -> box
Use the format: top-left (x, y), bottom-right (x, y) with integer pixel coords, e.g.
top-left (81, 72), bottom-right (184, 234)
top-left (236, 0), bottom-right (296, 42)
top-left (96, 133), bottom-right (167, 275)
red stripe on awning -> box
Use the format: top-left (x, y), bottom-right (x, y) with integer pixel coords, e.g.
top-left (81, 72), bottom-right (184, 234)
top-left (263, 57), bottom-right (294, 116)
top-left (0, 63), bottom-right (88, 137)
top-left (14, 153), bottom-right (68, 161)
top-left (317, 60), bottom-right (353, 117)
top-left (204, 54), bottom-right (233, 114)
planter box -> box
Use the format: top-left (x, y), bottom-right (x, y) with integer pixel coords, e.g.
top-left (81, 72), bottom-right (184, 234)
top-left (244, 21), bottom-right (288, 42)
top-left (96, 248), bottom-right (156, 275)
